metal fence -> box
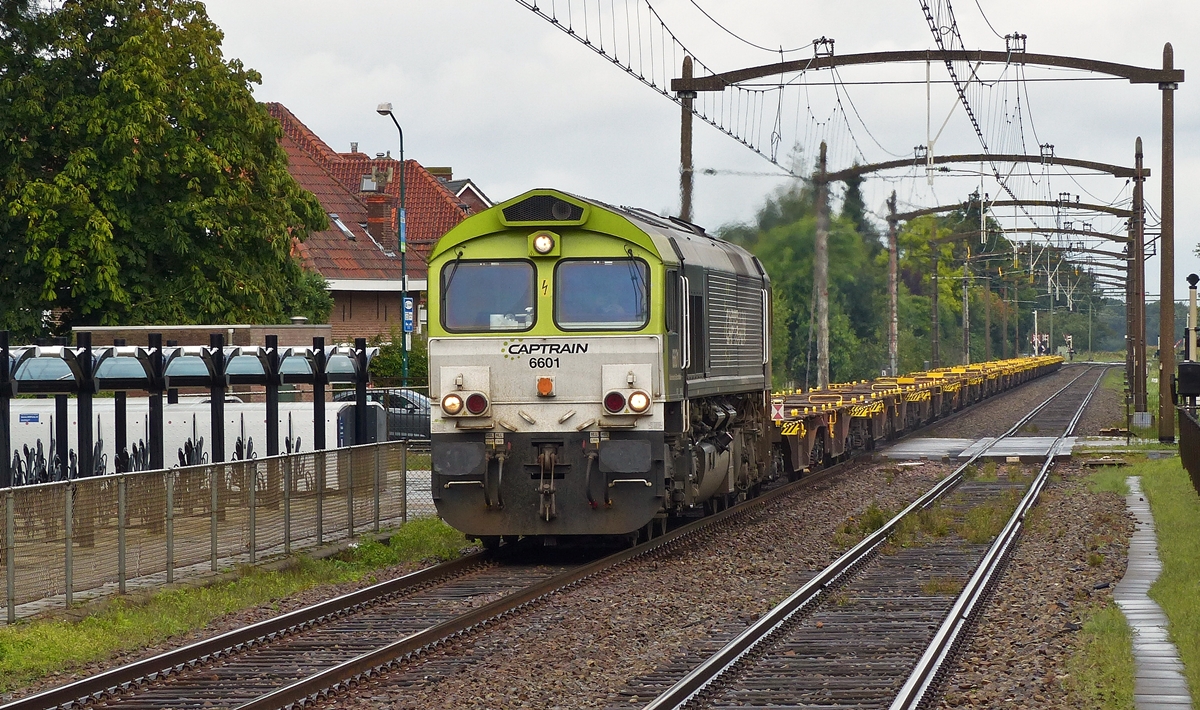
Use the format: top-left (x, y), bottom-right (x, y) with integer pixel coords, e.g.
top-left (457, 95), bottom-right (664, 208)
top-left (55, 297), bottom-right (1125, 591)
top-left (1177, 406), bottom-right (1200, 496)
top-left (1, 440), bottom-right (434, 623)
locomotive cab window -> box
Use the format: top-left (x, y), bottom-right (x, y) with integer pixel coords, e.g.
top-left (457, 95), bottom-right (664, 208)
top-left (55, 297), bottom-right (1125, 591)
top-left (441, 260), bottom-right (535, 332)
top-left (554, 258), bottom-right (650, 330)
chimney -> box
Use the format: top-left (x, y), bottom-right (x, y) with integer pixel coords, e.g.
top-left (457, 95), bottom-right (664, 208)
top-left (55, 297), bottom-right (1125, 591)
top-left (350, 142), bottom-right (358, 153)
top-left (363, 192), bottom-right (397, 252)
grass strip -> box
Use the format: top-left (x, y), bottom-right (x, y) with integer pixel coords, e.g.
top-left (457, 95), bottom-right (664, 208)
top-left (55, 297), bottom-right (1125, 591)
top-left (1067, 603), bottom-right (1136, 709)
top-left (1134, 456), bottom-right (1200, 701)
top-left (0, 517), bottom-right (470, 693)
top-left (1061, 467), bottom-right (1137, 708)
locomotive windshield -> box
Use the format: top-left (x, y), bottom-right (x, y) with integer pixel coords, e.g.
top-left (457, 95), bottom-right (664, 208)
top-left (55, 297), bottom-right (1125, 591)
top-left (441, 260), bottom-right (535, 331)
top-left (555, 258), bottom-right (649, 330)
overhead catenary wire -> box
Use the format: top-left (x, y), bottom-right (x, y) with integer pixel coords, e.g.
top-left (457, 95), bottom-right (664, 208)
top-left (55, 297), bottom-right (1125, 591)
top-left (514, 0), bottom-right (1150, 257)
top-left (685, 0), bottom-right (809, 54)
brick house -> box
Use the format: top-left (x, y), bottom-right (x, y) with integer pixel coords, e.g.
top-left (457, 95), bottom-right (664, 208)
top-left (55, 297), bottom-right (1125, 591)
top-left (267, 103), bottom-right (485, 342)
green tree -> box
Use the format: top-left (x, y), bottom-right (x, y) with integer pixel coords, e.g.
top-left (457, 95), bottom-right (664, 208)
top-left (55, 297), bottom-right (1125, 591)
top-left (369, 329), bottom-right (428, 386)
top-left (0, 0), bottom-right (331, 339)
top-left (723, 179), bottom-right (886, 387)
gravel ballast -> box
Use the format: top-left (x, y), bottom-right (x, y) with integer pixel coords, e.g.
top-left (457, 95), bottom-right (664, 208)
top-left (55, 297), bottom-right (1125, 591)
top-left (7, 363), bottom-right (1109, 707)
top-left (323, 462), bottom-right (955, 709)
top-left (933, 464), bottom-right (1134, 708)
top-left (1074, 367), bottom-right (1125, 436)
top-left (924, 365), bottom-right (1090, 439)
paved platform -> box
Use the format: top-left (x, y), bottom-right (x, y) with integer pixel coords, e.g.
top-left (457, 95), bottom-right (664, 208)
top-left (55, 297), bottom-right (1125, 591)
top-left (884, 436), bottom-right (1075, 462)
top-left (1115, 477), bottom-right (1193, 709)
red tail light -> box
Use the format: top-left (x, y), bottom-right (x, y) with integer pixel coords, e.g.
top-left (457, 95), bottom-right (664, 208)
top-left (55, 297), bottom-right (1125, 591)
top-left (603, 391), bottom-right (627, 413)
top-left (465, 393), bottom-right (489, 415)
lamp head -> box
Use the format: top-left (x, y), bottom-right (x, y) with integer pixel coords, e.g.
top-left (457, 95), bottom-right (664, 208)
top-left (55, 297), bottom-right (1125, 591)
top-left (376, 102), bottom-right (393, 116)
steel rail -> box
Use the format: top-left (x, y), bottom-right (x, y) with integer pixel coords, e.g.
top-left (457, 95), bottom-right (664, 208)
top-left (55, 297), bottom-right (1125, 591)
top-left (233, 369), bottom-right (1067, 710)
top-left (0, 552), bottom-right (491, 710)
top-left (9, 363), bottom-right (1064, 710)
top-left (889, 366), bottom-right (1107, 710)
top-left (234, 459), bottom-right (866, 710)
top-left (640, 366), bottom-right (1096, 710)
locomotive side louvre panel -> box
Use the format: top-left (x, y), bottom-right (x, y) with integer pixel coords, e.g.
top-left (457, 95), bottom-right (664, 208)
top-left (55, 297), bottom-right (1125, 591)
top-left (705, 271), bottom-right (766, 378)
top-left (761, 288), bottom-right (771, 366)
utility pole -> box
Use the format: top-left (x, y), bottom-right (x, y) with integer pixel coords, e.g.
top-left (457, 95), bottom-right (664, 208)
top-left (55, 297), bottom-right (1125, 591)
top-left (984, 275), bottom-right (991, 361)
top-left (962, 268), bottom-right (970, 365)
top-left (815, 141), bottom-right (830, 388)
top-left (1049, 286), bottom-right (1055, 356)
top-left (1001, 284), bottom-right (1009, 358)
top-left (887, 191), bottom-right (899, 376)
top-left (1089, 297), bottom-right (1094, 357)
top-left (1159, 43), bottom-right (1177, 443)
top-left (931, 252), bottom-right (940, 367)
top-left (1133, 136), bottom-right (1147, 412)
top-left (1126, 246), bottom-right (1136, 395)
top-left (679, 56), bottom-right (695, 221)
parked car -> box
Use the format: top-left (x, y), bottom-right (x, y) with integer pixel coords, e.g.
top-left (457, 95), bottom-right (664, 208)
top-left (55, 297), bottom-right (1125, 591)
top-left (333, 388), bottom-right (430, 441)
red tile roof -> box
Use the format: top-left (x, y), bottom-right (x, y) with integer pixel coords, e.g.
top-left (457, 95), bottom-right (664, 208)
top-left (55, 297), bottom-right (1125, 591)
top-left (267, 103), bottom-right (469, 279)
top-left (276, 125), bottom-right (410, 280)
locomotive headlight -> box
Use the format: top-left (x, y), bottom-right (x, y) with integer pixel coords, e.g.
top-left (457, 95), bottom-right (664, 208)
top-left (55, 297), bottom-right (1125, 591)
top-left (532, 232), bottom-right (555, 254)
top-left (627, 390), bottom-right (651, 413)
top-left (441, 393), bottom-right (464, 415)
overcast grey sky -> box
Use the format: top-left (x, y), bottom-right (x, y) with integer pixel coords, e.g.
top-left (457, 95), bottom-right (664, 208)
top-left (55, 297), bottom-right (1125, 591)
top-left (203, 0), bottom-right (1198, 300)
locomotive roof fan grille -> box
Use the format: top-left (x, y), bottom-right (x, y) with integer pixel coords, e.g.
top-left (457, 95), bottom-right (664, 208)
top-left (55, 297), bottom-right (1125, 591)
top-left (501, 194), bottom-right (585, 224)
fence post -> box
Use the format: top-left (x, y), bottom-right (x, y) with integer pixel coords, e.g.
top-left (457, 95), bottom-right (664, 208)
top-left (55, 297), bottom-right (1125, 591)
top-left (401, 442), bottom-right (408, 525)
top-left (347, 449), bottom-right (355, 537)
top-left (283, 456), bottom-right (292, 555)
top-left (6, 490), bottom-right (14, 623)
top-left (210, 465), bottom-right (218, 572)
top-left (64, 482), bottom-right (73, 607)
top-left (373, 445), bottom-right (381, 533)
top-left (248, 461), bottom-right (257, 563)
top-left (165, 470), bottom-right (174, 584)
top-left (316, 453), bottom-right (324, 546)
top-left (118, 474), bottom-right (127, 595)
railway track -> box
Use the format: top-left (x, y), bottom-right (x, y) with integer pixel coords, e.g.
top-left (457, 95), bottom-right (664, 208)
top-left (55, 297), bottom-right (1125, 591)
top-left (638, 365), bottom-right (1107, 710)
top-left (4, 366), bottom-right (1080, 710)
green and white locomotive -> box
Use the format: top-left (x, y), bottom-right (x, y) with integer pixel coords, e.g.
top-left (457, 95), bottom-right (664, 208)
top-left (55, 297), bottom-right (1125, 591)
top-left (429, 189), bottom-right (773, 544)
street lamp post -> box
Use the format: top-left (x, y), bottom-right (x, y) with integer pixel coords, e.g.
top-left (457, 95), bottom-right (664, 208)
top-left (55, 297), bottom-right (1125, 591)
top-left (377, 103), bottom-right (409, 386)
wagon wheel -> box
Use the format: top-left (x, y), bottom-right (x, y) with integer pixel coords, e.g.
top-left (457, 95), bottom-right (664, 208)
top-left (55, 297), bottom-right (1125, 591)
top-left (776, 444), bottom-right (800, 483)
top-left (809, 434), bottom-right (825, 472)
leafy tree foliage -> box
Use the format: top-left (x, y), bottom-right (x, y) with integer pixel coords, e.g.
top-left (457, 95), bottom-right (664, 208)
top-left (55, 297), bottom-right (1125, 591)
top-left (723, 176), bottom-right (1122, 388)
top-left (369, 329), bottom-right (428, 386)
top-left (0, 0), bottom-right (331, 339)
top-left (723, 181), bottom-right (886, 387)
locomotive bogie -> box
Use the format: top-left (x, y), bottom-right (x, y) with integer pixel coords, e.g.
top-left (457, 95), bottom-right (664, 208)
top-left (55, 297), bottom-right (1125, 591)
top-left (432, 430), bottom-right (667, 538)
